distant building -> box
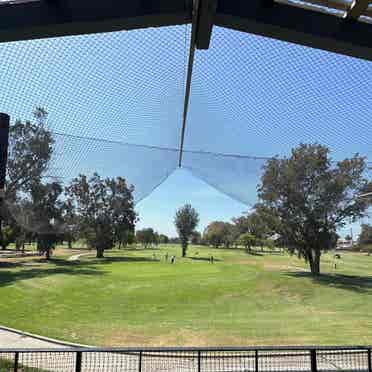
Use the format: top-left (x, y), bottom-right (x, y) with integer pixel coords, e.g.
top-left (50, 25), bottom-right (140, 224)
top-left (336, 239), bottom-right (353, 250)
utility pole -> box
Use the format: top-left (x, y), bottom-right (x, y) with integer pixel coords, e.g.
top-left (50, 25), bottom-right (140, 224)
top-left (0, 113), bottom-right (10, 245)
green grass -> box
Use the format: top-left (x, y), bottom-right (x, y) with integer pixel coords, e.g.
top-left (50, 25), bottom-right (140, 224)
top-left (0, 358), bottom-right (45, 372)
top-left (0, 245), bottom-right (372, 346)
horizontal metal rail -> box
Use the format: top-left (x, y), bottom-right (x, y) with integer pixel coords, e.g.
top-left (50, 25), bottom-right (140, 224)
top-left (1, 345), bottom-right (372, 352)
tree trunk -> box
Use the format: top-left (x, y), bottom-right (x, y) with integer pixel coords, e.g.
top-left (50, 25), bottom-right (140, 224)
top-left (96, 247), bottom-right (104, 258)
top-left (309, 249), bottom-right (320, 276)
top-left (182, 241), bottom-right (187, 257)
top-left (68, 239), bottom-right (72, 250)
top-left (0, 218), bottom-right (3, 250)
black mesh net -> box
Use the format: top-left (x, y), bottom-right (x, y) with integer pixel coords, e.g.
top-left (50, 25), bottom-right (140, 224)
top-left (0, 21), bottom-right (371, 235)
top-left (184, 25), bottom-right (372, 203)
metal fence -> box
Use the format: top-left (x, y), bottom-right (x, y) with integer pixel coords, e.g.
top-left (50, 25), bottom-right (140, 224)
top-left (0, 346), bottom-right (372, 372)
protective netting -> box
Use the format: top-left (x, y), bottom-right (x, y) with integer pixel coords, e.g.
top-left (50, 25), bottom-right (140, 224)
top-left (0, 25), bottom-right (188, 232)
top-left (0, 347), bottom-right (371, 371)
top-left (0, 22), bottom-right (371, 234)
top-left (181, 26), bottom-right (372, 205)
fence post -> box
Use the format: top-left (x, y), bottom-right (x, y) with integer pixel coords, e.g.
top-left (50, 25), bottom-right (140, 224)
top-left (197, 350), bottom-right (201, 372)
top-left (368, 348), bottom-right (371, 372)
top-left (75, 351), bottom-right (82, 372)
top-left (310, 349), bottom-right (317, 372)
top-left (255, 350), bottom-right (259, 372)
top-left (13, 352), bottom-right (19, 372)
top-left (138, 351), bottom-right (142, 372)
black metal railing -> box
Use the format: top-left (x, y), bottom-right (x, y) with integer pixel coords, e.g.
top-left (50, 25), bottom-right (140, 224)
top-left (0, 346), bottom-right (371, 371)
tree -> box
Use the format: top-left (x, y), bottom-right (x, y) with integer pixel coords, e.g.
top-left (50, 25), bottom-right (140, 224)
top-left (66, 173), bottom-right (136, 258)
top-left (62, 198), bottom-right (79, 249)
top-left (1, 108), bottom-right (54, 249)
top-left (257, 143), bottom-right (370, 275)
top-left (344, 234), bottom-right (353, 247)
top-left (116, 230), bottom-right (135, 249)
top-left (359, 224), bottom-right (372, 246)
top-left (232, 211), bottom-right (272, 250)
top-left (158, 234), bottom-right (169, 244)
top-left (203, 221), bottom-right (235, 248)
top-left (28, 181), bottom-right (64, 260)
top-left (136, 228), bottom-right (155, 248)
top-left (0, 225), bottom-right (15, 250)
top-left (238, 233), bottom-right (256, 252)
top-left (174, 204), bottom-right (199, 257)
top-left (190, 231), bottom-right (202, 245)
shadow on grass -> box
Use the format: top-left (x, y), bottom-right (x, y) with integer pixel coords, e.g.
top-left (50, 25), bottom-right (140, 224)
top-left (0, 258), bottom-right (103, 288)
top-left (189, 257), bottom-right (222, 262)
top-left (286, 271), bottom-right (372, 293)
top-left (83, 256), bottom-right (159, 264)
top-left (244, 250), bottom-right (264, 256)
top-left (0, 261), bottom-right (22, 268)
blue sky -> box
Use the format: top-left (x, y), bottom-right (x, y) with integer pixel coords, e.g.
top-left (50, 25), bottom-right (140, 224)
top-left (0, 25), bottom-right (371, 238)
top-left (135, 168), bottom-right (248, 237)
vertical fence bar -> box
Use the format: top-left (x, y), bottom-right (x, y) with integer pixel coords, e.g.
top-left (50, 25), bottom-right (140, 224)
top-left (13, 351), bottom-right (19, 372)
top-left (138, 351), bottom-right (142, 372)
top-left (197, 350), bottom-right (201, 372)
top-left (310, 349), bottom-right (317, 372)
top-left (75, 351), bottom-right (82, 372)
top-left (368, 348), bottom-right (371, 372)
top-left (255, 350), bottom-right (259, 372)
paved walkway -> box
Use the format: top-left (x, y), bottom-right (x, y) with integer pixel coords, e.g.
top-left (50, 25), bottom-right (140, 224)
top-left (0, 327), bottom-right (68, 348)
top-left (0, 329), bottom-right (369, 371)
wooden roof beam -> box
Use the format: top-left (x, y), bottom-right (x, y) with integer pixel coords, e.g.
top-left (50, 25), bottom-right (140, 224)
top-left (345, 0), bottom-right (371, 19)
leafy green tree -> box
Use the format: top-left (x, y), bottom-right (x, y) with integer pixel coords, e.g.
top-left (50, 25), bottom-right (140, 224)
top-left (345, 235), bottom-right (352, 242)
top-left (169, 237), bottom-right (180, 244)
top-left (116, 230), bottom-right (135, 249)
top-left (62, 198), bottom-right (79, 249)
top-left (153, 231), bottom-right (160, 247)
top-left (257, 143), bottom-right (370, 275)
top-left (28, 181), bottom-right (64, 259)
top-left (174, 204), bottom-right (199, 257)
top-left (158, 234), bottom-right (169, 244)
top-left (191, 231), bottom-right (202, 245)
top-left (359, 224), bottom-right (372, 254)
top-left (238, 233), bottom-right (256, 252)
top-left (66, 173), bottom-right (136, 258)
top-left (0, 225), bottom-right (15, 250)
top-left (232, 211), bottom-right (272, 250)
top-left (203, 221), bottom-right (235, 248)
top-left (136, 228), bottom-right (155, 248)
top-left (203, 222), bottom-right (224, 248)
top-left (1, 108), bottom-right (54, 248)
